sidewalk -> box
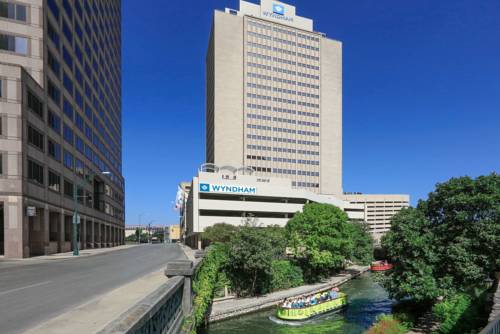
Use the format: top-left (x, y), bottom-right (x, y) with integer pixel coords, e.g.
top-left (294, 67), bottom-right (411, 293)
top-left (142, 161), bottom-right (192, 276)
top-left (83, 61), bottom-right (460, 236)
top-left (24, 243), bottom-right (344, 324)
top-left (209, 265), bottom-right (369, 322)
top-left (24, 269), bottom-right (168, 334)
top-left (33, 244), bottom-right (138, 260)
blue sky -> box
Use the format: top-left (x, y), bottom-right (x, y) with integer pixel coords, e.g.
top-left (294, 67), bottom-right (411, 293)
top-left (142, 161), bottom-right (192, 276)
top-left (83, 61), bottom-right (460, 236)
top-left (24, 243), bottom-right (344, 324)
top-left (122, 0), bottom-right (500, 226)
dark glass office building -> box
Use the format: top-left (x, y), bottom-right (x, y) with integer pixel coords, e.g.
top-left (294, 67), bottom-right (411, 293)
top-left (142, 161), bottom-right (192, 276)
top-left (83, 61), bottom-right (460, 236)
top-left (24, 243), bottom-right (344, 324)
top-left (0, 0), bottom-right (124, 258)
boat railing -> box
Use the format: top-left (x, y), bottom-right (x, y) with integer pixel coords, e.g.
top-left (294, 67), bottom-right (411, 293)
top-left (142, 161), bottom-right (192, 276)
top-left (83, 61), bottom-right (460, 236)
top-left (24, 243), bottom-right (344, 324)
top-left (280, 292), bottom-right (345, 310)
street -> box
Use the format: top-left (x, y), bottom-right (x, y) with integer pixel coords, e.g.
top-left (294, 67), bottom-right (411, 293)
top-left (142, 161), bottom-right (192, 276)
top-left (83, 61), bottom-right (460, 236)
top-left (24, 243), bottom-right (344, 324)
top-left (0, 244), bottom-right (186, 334)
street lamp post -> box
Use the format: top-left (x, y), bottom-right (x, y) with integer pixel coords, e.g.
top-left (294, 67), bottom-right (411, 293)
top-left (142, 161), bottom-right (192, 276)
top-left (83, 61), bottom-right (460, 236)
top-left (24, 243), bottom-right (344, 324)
top-left (73, 170), bottom-right (110, 256)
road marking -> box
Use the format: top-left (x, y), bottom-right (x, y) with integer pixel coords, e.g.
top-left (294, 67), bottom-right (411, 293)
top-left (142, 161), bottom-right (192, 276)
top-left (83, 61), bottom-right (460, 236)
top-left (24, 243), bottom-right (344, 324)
top-left (0, 281), bottom-right (52, 296)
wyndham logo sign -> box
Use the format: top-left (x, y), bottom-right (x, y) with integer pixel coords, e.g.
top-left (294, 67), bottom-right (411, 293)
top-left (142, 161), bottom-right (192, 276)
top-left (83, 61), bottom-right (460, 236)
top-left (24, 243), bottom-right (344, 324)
top-left (273, 3), bottom-right (284, 15)
top-left (199, 183), bottom-right (257, 195)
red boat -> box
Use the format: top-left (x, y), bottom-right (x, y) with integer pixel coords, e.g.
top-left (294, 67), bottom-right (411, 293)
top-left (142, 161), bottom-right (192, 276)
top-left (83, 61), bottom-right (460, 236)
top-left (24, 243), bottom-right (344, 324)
top-left (371, 261), bottom-right (393, 271)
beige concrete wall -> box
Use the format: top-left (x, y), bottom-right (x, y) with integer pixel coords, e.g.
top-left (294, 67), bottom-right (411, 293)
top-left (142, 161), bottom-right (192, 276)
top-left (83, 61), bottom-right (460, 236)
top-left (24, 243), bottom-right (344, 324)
top-left (343, 194), bottom-right (410, 241)
top-left (320, 39), bottom-right (342, 195)
top-left (210, 11), bottom-right (245, 167)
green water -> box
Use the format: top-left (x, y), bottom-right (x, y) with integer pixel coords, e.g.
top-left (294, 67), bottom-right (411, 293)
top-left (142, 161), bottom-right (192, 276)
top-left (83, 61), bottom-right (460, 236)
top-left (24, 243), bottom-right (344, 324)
top-left (207, 273), bottom-right (392, 334)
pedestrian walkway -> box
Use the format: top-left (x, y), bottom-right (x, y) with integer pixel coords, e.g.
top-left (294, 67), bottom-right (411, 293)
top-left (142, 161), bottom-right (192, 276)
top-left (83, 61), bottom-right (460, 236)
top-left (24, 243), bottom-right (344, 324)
top-left (33, 244), bottom-right (138, 260)
top-left (209, 265), bottom-right (369, 322)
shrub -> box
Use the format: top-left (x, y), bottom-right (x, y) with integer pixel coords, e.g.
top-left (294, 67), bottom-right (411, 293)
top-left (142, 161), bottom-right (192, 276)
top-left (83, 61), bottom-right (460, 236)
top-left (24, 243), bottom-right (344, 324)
top-left (431, 291), bottom-right (489, 334)
top-left (270, 260), bottom-right (304, 291)
top-left (191, 244), bottom-right (229, 330)
top-left (364, 314), bottom-right (409, 334)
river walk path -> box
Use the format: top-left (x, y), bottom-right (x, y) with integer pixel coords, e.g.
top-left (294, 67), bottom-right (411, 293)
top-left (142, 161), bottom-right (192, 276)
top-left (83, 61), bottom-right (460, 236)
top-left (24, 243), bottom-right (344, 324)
top-left (209, 265), bottom-right (369, 322)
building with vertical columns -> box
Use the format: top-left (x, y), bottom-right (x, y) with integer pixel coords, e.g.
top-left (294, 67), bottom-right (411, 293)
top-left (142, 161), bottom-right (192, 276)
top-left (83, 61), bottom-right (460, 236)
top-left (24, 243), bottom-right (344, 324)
top-left (342, 194), bottom-right (410, 243)
top-left (0, 0), bottom-right (124, 258)
top-left (206, 0), bottom-right (342, 196)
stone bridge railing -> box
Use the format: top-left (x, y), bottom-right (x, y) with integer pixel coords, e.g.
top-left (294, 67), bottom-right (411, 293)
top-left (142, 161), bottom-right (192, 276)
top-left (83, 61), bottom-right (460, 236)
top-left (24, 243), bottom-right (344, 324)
top-left (479, 273), bottom-right (500, 334)
top-left (99, 254), bottom-right (204, 334)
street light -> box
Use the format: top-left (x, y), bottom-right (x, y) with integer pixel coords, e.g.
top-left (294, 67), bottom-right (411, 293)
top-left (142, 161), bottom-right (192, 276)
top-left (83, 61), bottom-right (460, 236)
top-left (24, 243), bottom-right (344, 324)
top-left (73, 170), bottom-right (110, 256)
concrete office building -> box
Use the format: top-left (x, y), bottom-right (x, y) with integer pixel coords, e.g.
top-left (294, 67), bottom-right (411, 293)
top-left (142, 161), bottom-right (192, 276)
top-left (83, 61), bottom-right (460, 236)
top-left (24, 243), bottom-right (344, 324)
top-left (183, 164), bottom-right (364, 248)
top-left (343, 194), bottom-right (410, 243)
top-left (0, 0), bottom-right (124, 258)
top-left (206, 0), bottom-right (342, 195)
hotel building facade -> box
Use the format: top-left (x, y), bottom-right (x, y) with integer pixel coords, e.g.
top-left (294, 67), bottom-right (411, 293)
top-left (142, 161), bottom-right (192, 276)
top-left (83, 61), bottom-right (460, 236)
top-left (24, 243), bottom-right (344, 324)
top-left (206, 0), bottom-right (342, 195)
top-left (181, 0), bottom-right (410, 246)
top-left (0, 0), bottom-right (124, 258)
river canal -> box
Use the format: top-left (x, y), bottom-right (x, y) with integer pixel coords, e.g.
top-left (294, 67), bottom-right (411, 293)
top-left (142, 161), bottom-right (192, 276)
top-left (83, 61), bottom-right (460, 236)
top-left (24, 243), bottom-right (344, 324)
top-left (207, 273), bottom-right (392, 334)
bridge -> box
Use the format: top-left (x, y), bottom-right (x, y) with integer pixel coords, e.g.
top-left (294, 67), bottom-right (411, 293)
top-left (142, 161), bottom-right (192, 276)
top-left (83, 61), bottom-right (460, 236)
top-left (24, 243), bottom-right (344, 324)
top-left (0, 244), bottom-right (199, 334)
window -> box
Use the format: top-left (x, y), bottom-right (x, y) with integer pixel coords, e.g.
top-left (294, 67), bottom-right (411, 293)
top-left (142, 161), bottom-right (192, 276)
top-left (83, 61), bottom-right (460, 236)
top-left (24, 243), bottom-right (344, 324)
top-left (63, 72), bottom-right (73, 94)
top-left (75, 158), bottom-right (84, 177)
top-left (74, 113), bottom-right (83, 131)
top-left (47, 138), bottom-right (61, 161)
top-left (75, 135), bottom-right (84, 153)
top-left (28, 125), bottom-right (44, 151)
top-left (74, 67), bottom-right (83, 87)
top-left (0, 78), bottom-right (2, 98)
top-left (62, 19), bottom-right (72, 43)
top-left (28, 159), bottom-right (44, 185)
top-left (0, 153), bottom-right (2, 174)
top-left (48, 170), bottom-right (61, 192)
top-left (63, 150), bottom-right (73, 170)
top-left (62, 0), bottom-right (72, 20)
top-left (47, 0), bottom-right (59, 19)
top-left (48, 80), bottom-right (60, 105)
top-left (63, 123), bottom-right (73, 144)
top-left (62, 46), bottom-right (72, 68)
top-left (64, 179), bottom-right (74, 197)
top-left (0, 33), bottom-right (27, 54)
top-left (27, 91), bottom-right (43, 118)
top-left (47, 50), bottom-right (60, 75)
top-left (63, 98), bottom-right (73, 119)
top-left (0, 1), bottom-right (27, 21)
top-left (47, 21), bottom-right (59, 47)
top-left (75, 90), bottom-right (83, 109)
top-left (47, 110), bottom-right (61, 133)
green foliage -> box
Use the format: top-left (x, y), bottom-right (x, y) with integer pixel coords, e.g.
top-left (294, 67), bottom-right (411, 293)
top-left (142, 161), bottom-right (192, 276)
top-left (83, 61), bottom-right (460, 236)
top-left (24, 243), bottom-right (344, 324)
top-left (270, 260), bottom-right (304, 291)
top-left (225, 223), bottom-right (275, 296)
top-left (286, 203), bottom-right (374, 282)
top-left (191, 243), bottom-right (229, 330)
top-left (266, 225), bottom-right (288, 259)
top-left (364, 314), bottom-right (409, 334)
top-left (347, 221), bottom-right (374, 265)
top-left (432, 287), bottom-right (491, 334)
top-left (432, 294), bottom-right (471, 334)
top-left (382, 173), bottom-right (500, 302)
top-left (201, 223), bottom-right (239, 244)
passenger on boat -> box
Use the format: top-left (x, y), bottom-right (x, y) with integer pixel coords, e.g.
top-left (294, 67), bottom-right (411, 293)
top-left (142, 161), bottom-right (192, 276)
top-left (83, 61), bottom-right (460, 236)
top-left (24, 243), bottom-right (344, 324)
top-left (281, 287), bottom-right (342, 309)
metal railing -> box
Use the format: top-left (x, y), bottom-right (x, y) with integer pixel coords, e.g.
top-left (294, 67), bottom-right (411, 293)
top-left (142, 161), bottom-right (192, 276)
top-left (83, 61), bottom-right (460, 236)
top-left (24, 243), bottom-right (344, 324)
top-left (480, 314), bottom-right (500, 334)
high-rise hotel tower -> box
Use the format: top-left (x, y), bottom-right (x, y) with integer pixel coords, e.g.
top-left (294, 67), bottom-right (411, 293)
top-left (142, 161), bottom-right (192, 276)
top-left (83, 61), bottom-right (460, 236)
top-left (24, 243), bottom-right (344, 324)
top-left (206, 0), bottom-right (342, 195)
top-left (0, 0), bottom-right (124, 258)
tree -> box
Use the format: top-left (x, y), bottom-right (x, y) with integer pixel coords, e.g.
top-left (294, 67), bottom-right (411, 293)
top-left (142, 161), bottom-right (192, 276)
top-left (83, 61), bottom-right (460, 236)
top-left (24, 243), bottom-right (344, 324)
top-left (225, 223), bottom-right (274, 296)
top-left (381, 208), bottom-right (442, 301)
top-left (285, 203), bottom-right (372, 281)
top-left (347, 221), bottom-right (374, 265)
top-left (382, 173), bottom-right (500, 302)
top-left (201, 223), bottom-right (238, 244)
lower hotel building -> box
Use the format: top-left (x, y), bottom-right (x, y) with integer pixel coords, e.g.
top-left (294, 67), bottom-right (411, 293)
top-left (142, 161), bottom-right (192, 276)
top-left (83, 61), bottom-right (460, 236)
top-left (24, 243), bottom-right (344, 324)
top-left (182, 164), bottom-right (365, 249)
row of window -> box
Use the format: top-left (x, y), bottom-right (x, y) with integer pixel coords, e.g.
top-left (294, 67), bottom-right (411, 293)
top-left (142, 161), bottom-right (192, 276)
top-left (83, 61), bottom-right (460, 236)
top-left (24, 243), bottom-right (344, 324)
top-left (247, 41), bottom-right (320, 61)
top-left (247, 74), bottom-right (320, 90)
top-left (246, 133), bottom-right (320, 146)
top-left (292, 181), bottom-right (320, 188)
top-left (246, 144), bottom-right (319, 156)
top-left (248, 103), bottom-right (320, 117)
top-left (0, 33), bottom-right (28, 55)
top-left (0, 1), bottom-right (27, 22)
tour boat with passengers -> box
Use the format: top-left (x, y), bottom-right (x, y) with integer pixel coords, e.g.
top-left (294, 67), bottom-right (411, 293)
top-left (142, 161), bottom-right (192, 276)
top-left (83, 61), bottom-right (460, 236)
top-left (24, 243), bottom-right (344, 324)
top-left (370, 260), bottom-right (393, 272)
top-left (276, 287), bottom-right (348, 321)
